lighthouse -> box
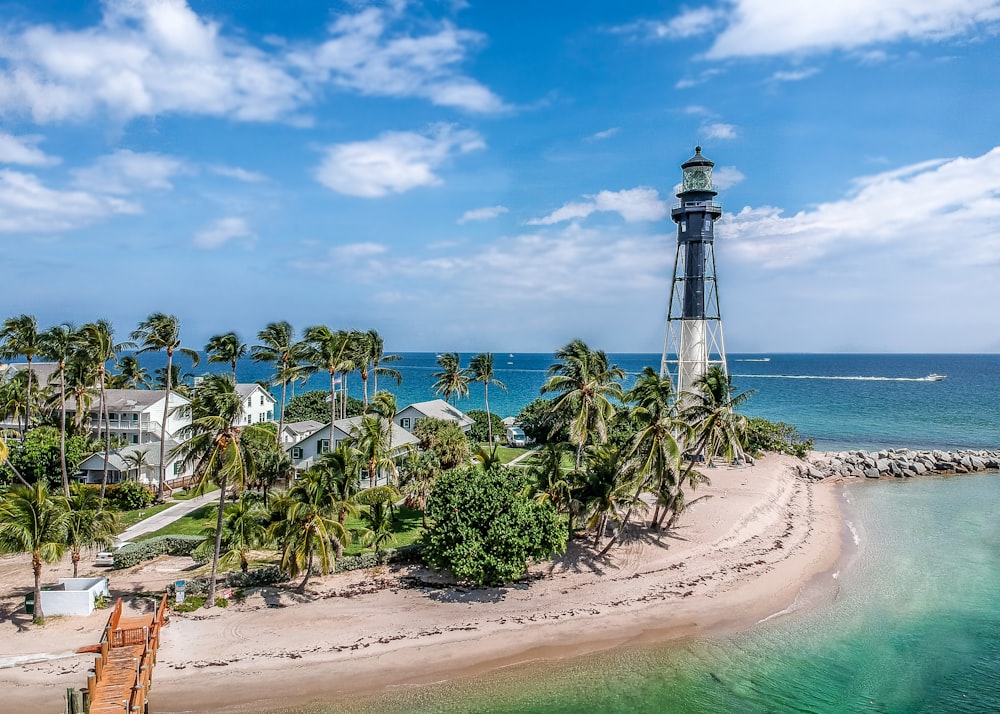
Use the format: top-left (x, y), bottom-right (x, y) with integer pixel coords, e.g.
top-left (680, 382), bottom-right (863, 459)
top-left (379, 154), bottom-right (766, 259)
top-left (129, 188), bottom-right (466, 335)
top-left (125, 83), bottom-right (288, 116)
top-left (661, 146), bottom-right (729, 398)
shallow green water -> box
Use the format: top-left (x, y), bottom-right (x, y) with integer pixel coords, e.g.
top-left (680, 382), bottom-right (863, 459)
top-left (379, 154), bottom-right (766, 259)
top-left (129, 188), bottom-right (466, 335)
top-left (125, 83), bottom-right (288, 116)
top-left (296, 473), bottom-right (1000, 714)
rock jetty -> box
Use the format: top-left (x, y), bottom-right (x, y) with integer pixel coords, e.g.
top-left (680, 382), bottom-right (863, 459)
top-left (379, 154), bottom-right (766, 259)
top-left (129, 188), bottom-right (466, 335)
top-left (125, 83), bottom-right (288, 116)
top-left (794, 448), bottom-right (1000, 481)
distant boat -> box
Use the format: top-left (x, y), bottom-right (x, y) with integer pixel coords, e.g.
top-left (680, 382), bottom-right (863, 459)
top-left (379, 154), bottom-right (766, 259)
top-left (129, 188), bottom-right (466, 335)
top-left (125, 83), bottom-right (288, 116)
top-left (926, 373), bottom-right (946, 381)
top-left (509, 353), bottom-right (514, 357)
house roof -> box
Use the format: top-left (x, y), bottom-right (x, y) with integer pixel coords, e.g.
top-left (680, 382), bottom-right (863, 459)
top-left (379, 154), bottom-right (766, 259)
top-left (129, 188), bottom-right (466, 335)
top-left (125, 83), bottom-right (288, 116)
top-left (398, 399), bottom-right (474, 427)
top-left (77, 440), bottom-right (182, 471)
top-left (1, 361), bottom-right (61, 385)
top-left (284, 420), bottom-right (323, 435)
top-left (63, 389), bottom-right (189, 411)
top-left (294, 416), bottom-right (420, 450)
top-left (236, 383), bottom-right (277, 403)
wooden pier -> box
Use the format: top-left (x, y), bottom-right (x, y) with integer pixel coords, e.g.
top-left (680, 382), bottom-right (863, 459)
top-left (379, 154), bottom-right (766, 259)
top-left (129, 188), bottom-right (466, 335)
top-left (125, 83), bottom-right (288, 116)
top-left (66, 594), bottom-right (168, 714)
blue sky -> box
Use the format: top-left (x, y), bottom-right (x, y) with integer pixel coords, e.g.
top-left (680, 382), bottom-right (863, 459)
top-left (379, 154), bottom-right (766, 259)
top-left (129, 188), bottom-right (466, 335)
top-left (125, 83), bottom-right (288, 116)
top-left (1, 0), bottom-right (999, 353)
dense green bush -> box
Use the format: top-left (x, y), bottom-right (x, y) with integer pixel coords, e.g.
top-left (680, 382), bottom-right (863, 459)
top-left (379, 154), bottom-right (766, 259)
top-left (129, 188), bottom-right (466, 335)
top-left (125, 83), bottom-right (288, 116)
top-left (335, 543), bottom-right (423, 572)
top-left (6, 427), bottom-right (101, 487)
top-left (283, 390), bottom-right (362, 423)
top-left (744, 417), bottom-right (814, 458)
top-left (422, 466), bottom-right (566, 585)
top-left (106, 481), bottom-right (155, 510)
top-left (413, 418), bottom-right (469, 470)
top-left (112, 534), bottom-right (205, 569)
top-left (515, 398), bottom-right (567, 445)
top-left (466, 410), bottom-right (506, 444)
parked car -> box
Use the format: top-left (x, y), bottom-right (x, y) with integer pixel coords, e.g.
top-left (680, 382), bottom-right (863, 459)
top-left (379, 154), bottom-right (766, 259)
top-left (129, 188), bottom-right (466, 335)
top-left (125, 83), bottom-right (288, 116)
top-left (505, 427), bottom-right (527, 447)
top-left (94, 541), bottom-right (133, 567)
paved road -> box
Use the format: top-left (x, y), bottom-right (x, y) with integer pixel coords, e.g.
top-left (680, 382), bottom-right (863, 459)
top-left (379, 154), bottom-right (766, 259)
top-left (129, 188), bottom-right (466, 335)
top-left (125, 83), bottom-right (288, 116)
top-left (118, 491), bottom-right (220, 541)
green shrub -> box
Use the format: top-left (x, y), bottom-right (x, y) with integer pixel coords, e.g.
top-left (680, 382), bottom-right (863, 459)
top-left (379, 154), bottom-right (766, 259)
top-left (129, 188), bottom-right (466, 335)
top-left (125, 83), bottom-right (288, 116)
top-left (112, 534), bottom-right (205, 569)
top-left (106, 481), bottom-right (156, 510)
top-left (744, 417), bottom-right (814, 459)
top-left (335, 543), bottom-right (423, 573)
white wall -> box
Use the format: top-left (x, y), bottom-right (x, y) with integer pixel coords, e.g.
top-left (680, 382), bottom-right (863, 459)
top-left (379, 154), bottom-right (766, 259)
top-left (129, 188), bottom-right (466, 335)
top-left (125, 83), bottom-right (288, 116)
top-left (39, 578), bottom-right (109, 617)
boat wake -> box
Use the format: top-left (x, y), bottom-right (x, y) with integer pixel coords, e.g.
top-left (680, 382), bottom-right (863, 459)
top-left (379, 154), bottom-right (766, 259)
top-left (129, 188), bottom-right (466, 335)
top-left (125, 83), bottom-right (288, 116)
top-left (734, 358), bottom-right (771, 362)
top-left (732, 374), bottom-right (945, 382)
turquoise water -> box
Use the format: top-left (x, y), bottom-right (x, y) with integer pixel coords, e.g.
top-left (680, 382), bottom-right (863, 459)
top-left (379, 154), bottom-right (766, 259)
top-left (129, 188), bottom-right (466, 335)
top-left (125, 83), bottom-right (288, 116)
top-left (147, 352), bottom-right (1000, 452)
top-left (309, 473), bottom-right (1000, 714)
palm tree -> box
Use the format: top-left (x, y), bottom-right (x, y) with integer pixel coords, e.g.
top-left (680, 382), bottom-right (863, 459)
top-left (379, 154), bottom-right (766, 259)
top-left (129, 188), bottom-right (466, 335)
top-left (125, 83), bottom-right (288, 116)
top-left (624, 367), bottom-right (687, 531)
top-left (267, 469), bottom-right (352, 591)
top-left (205, 332), bottom-right (247, 381)
top-left (120, 448), bottom-right (153, 485)
top-left (0, 379), bottom-right (29, 433)
top-left (431, 352), bottom-right (470, 406)
top-left (39, 323), bottom-right (81, 498)
top-left (310, 445), bottom-right (362, 525)
top-left (358, 499), bottom-right (396, 554)
top-left (131, 313), bottom-right (200, 500)
top-left (252, 448), bottom-right (294, 506)
top-left (64, 484), bottom-right (118, 577)
top-left (0, 314), bottom-right (40, 432)
top-left (302, 326), bottom-right (352, 446)
top-left (579, 444), bottom-right (643, 549)
top-left (346, 414), bottom-right (400, 488)
top-left (368, 390), bottom-right (397, 419)
top-left (469, 353), bottom-right (507, 445)
top-left (541, 340), bottom-right (625, 469)
top-left (0, 483), bottom-right (68, 623)
top-left (398, 450), bottom-right (439, 527)
top-left (528, 442), bottom-right (574, 533)
top-left (64, 351), bottom-right (98, 434)
top-left (172, 374), bottom-right (271, 607)
top-left (82, 320), bottom-right (131, 506)
top-left (196, 492), bottom-right (269, 573)
top-left (0, 430), bottom-right (31, 487)
top-left (112, 355), bottom-right (150, 389)
top-left (356, 329), bottom-right (402, 407)
top-left (251, 322), bottom-right (306, 446)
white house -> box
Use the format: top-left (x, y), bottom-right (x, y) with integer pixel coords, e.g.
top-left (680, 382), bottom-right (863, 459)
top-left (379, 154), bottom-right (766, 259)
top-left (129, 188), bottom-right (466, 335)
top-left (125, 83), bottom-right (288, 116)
top-left (287, 416), bottom-right (419, 485)
top-left (236, 383), bottom-right (276, 426)
top-left (393, 399), bottom-right (475, 434)
top-left (65, 389), bottom-right (191, 445)
top-left (75, 439), bottom-right (193, 487)
top-left (280, 420), bottom-right (324, 446)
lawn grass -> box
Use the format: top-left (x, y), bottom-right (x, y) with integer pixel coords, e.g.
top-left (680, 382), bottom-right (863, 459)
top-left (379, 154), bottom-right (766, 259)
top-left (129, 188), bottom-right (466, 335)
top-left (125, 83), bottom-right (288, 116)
top-left (172, 484), bottom-right (219, 501)
top-left (342, 506), bottom-right (424, 556)
top-left (115, 502), bottom-right (173, 531)
top-left (471, 444), bottom-right (532, 465)
top-left (519, 448), bottom-right (575, 470)
top-left (134, 504), bottom-right (216, 541)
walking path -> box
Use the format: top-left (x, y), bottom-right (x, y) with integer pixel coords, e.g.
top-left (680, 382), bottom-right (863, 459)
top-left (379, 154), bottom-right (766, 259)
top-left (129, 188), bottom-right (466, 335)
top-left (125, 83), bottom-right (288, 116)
top-left (118, 491), bottom-right (219, 541)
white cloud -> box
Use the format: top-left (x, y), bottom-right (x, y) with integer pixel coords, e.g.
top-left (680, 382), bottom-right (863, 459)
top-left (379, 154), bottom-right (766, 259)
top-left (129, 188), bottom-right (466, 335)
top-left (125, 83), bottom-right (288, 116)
top-left (0, 0), bottom-right (503, 124)
top-left (770, 68), bottom-right (819, 81)
top-left (587, 127), bottom-right (620, 142)
top-left (331, 242), bottom-right (387, 260)
top-left (0, 133), bottom-right (60, 166)
top-left (209, 165), bottom-right (266, 182)
top-left (674, 68), bottom-right (721, 89)
top-left (711, 166), bottom-right (745, 190)
top-left (528, 187), bottom-right (668, 225)
top-left (458, 205), bottom-right (508, 224)
top-left (292, 6), bottom-right (506, 113)
top-left (315, 124), bottom-right (485, 198)
top-left (0, 168), bottom-right (138, 232)
top-left (72, 150), bottom-right (184, 194)
top-left (193, 217), bottom-right (254, 249)
top-left (610, 8), bottom-right (724, 40)
top-left (706, 0), bottom-right (1000, 58)
top-left (720, 147), bottom-right (1000, 268)
top-left (702, 122), bottom-right (737, 140)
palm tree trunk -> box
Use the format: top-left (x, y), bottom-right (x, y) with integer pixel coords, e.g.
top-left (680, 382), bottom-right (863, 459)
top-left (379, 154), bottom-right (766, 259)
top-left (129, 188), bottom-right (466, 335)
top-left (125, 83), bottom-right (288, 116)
top-left (59, 363), bottom-right (69, 499)
top-left (231, 359), bottom-right (237, 382)
top-left (159, 350), bottom-right (172, 500)
top-left (299, 548), bottom-right (313, 592)
top-left (3, 458), bottom-right (30, 487)
top-left (32, 552), bottom-right (43, 622)
top-left (277, 378), bottom-right (287, 447)
top-left (329, 370), bottom-right (336, 448)
top-left (484, 383), bottom-right (492, 444)
top-left (99, 370), bottom-right (110, 508)
top-left (24, 356), bottom-right (32, 433)
top-left (362, 370), bottom-right (369, 407)
top-left (72, 547), bottom-right (81, 578)
top-left (206, 474), bottom-right (228, 608)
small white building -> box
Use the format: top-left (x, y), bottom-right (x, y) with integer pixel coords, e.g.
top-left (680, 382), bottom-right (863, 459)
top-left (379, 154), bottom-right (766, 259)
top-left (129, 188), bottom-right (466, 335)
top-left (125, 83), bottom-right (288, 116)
top-left (66, 389), bottom-right (191, 445)
top-left (38, 577), bottom-right (110, 617)
top-left (75, 440), bottom-right (192, 487)
top-left (237, 383), bottom-right (276, 426)
top-left (287, 416), bottom-right (419, 485)
top-left (393, 399), bottom-right (474, 434)
top-left (280, 420), bottom-right (324, 446)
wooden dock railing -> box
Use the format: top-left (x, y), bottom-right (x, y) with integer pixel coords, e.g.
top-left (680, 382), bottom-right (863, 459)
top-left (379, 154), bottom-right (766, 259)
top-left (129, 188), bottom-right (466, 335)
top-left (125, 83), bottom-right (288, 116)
top-left (66, 592), bottom-right (169, 714)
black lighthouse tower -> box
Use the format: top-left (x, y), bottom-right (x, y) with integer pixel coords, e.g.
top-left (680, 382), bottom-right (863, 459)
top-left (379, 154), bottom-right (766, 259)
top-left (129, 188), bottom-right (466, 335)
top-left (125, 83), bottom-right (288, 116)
top-left (661, 146), bottom-right (729, 397)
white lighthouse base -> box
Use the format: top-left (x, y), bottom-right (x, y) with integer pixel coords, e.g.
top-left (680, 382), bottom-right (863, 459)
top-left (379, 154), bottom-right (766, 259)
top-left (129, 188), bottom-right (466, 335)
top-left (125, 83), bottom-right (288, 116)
top-left (677, 319), bottom-right (708, 398)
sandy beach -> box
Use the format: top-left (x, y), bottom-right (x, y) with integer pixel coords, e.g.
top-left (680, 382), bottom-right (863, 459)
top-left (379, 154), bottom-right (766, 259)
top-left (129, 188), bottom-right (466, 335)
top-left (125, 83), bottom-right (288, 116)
top-left (0, 454), bottom-right (843, 713)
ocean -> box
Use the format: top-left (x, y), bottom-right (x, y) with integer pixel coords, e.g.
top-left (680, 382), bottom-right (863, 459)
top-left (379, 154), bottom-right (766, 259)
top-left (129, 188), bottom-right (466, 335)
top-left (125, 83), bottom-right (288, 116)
top-left (161, 351), bottom-right (1000, 452)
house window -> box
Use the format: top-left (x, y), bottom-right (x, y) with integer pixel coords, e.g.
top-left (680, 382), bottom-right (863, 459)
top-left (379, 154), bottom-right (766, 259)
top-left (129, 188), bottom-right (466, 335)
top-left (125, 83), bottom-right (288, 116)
top-left (173, 461), bottom-right (182, 475)
top-left (247, 398), bottom-right (252, 408)
top-left (131, 435), bottom-right (138, 444)
top-left (132, 413), bottom-right (139, 421)
top-left (291, 447), bottom-right (302, 460)
top-left (400, 417), bottom-right (411, 429)
top-left (318, 439), bottom-right (330, 454)
top-left (260, 395), bottom-right (265, 405)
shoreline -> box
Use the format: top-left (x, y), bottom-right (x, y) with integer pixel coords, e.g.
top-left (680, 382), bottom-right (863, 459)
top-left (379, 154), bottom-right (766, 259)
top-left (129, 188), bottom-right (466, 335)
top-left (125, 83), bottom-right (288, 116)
top-left (0, 454), bottom-right (843, 713)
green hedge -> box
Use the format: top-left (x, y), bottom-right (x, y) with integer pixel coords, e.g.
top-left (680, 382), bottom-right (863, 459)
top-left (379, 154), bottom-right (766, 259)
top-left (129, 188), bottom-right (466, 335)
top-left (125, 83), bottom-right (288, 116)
top-left (335, 543), bottom-right (423, 572)
top-left (112, 535), bottom-right (206, 569)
